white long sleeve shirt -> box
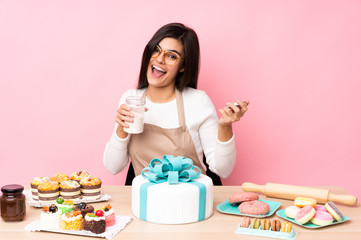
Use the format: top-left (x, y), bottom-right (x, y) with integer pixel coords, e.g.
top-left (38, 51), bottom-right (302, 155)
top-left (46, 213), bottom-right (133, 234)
top-left (103, 87), bottom-right (236, 178)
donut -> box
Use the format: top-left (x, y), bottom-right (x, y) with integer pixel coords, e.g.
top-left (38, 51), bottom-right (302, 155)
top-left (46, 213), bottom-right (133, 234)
top-left (261, 219), bottom-right (270, 230)
top-left (281, 222), bottom-right (292, 233)
top-left (238, 200), bottom-right (270, 215)
top-left (314, 205), bottom-right (327, 212)
top-left (239, 216), bottom-right (251, 228)
top-left (271, 219), bottom-right (281, 231)
top-left (295, 206), bottom-right (316, 224)
top-left (250, 218), bottom-right (261, 229)
top-left (229, 192), bottom-right (259, 205)
top-left (285, 205), bottom-right (301, 219)
top-left (311, 211), bottom-right (333, 226)
top-left (294, 197), bottom-right (317, 208)
top-left (325, 202), bottom-right (344, 222)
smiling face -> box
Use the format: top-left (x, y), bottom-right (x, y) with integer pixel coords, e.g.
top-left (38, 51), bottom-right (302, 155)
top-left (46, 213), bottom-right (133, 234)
top-left (146, 37), bottom-right (184, 90)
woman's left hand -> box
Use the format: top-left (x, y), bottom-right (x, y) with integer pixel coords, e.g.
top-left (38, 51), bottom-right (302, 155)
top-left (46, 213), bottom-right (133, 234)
top-left (218, 100), bottom-right (249, 126)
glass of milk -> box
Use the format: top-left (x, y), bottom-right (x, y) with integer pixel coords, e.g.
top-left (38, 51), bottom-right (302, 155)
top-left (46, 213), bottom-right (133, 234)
top-left (124, 96), bottom-right (145, 134)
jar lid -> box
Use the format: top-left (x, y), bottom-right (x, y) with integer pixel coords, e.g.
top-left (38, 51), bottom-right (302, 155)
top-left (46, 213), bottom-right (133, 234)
top-left (1, 184), bottom-right (24, 194)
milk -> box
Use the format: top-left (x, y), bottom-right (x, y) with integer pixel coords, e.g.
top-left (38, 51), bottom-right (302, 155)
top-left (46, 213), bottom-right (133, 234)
top-left (125, 112), bottom-right (144, 134)
top-left (124, 96), bottom-right (145, 134)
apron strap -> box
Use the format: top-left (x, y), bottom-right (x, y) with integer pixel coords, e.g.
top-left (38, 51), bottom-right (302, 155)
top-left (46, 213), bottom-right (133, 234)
top-left (142, 88), bottom-right (187, 132)
top-left (175, 89), bottom-right (187, 132)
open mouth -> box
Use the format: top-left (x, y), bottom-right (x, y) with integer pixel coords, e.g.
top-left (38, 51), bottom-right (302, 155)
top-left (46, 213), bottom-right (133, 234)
top-left (152, 65), bottom-right (166, 78)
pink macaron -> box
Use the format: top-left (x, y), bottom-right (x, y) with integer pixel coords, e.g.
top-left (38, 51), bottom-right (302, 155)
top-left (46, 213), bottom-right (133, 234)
top-left (295, 206), bottom-right (315, 224)
top-left (238, 200), bottom-right (270, 215)
top-left (314, 205), bottom-right (327, 212)
top-left (229, 192), bottom-right (259, 205)
top-left (311, 211), bottom-right (333, 226)
top-left (240, 216), bottom-right (251, 228)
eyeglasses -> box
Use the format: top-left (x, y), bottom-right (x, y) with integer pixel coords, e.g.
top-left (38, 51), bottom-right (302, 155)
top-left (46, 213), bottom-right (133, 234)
top-left (151, 45), bottom-right (183, 65)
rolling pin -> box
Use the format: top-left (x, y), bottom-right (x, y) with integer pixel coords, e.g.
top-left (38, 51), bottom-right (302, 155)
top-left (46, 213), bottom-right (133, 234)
top-left (242, 182), bottom-right (358, 206)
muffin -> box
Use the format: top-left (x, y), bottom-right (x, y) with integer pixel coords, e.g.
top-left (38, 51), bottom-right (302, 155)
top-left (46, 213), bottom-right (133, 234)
top-left (101, 204), bottom-right (115, 227)
top-left (70, 171), bottom-right (91, 182)
top-left (83, 211), bottom-right (106, 234)
top-left (51, 173), bottom-right (70, 183)
top-left (55, 197), bottom-right (75, 214)
top-left (38, 181), bottom-right (59, 203)
top-left (30, 177), bottom-right (51, 201)
top-left (40, 204), bottom-right (61, 229)
top-left (59, 180), bottom-right (81, 200)
top-left (74, 202), bottom-right (94, 217)
top-left (60, 210), bottom-right (83, 231)
top-left (80, 177), bottom-right (102, 200)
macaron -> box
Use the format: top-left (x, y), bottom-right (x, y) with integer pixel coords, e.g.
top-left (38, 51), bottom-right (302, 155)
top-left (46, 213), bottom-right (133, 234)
top-left (271, 219), bottom-right (281, 231)
top-left (285, 205), bottom-right (301, 219)
top-left (238, 200), bottom-right (270, 215)
top-left (281, 222), bottom-right (293, 233)
top-left (314, 205), bottom-right (327, 212)
top-left (240, 216), bottom-right (251, 228)
top-left (325, 202), bottom-right (344, 222)
top-left (294, 197), bottom-right (317, 208)
top-left (250, 218), bottom-right (261, 229)
top-left (229, 192), bottom-right (259, 205)
top-left (261, 219), bottom-right (271, 230)
top-left (311, 211), bottom-right (333, 226)
top-left (295, 206), bottom-right (316, 224)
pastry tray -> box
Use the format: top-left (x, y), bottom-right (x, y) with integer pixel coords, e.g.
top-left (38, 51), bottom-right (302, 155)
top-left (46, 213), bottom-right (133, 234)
top-left (276, 209), bottom-right (351, 228)
top-left (235, 224), bottom-right (297, 240)
top-left (24, 189), bottom-right (111, 207)
top-left (217, 199), bottom-right (282, 218)
top-left (25, 215), bottom-right (132, 240)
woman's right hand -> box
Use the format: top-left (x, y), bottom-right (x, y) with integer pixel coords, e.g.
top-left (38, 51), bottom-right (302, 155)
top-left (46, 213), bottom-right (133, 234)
top-left (115, 104), bottom-right (148, 138)
top-left (115, 104), bottom-right (134, 138)
top-left (116, 104), bottom-right (134, 129)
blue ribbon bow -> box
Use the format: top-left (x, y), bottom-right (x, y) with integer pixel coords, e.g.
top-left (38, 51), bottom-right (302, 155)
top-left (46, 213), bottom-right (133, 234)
top-left (141, 155), bottom-right (201, 184)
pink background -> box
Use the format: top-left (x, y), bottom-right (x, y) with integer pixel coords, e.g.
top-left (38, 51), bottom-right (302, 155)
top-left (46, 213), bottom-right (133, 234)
top-left (1, 1), bottom-right (361, 199)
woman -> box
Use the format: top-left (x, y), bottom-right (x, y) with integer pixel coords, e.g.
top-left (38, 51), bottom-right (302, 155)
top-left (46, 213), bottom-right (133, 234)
top-left (103, 23), bottom-right (248, 180)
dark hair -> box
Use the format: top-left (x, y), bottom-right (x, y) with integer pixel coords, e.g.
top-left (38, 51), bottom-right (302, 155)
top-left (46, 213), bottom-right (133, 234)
top-left (137, 23), bottom-right (200, 91)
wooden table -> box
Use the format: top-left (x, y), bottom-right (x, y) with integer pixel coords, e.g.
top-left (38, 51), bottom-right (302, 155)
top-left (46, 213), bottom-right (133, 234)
top-left (1, 186), bottom-right (360, 239)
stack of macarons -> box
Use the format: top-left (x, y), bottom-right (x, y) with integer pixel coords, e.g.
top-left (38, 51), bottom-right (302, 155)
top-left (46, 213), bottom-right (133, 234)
top-left (284, 197), bottom-right (344, 226)
top-left (239, 217), bottom-right (293, 233)
top-left (229, 192), bottom-right (270, 215)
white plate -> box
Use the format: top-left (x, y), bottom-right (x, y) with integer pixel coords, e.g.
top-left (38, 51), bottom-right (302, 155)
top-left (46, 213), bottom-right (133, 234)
top-left (24, 189), bottom-right (111, 207)
top-left (25, 215), bottom-right (132, 240)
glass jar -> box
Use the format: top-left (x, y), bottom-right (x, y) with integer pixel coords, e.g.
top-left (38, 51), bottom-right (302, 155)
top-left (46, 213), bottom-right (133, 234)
top-left (1, 184), bottom-right (26, 221)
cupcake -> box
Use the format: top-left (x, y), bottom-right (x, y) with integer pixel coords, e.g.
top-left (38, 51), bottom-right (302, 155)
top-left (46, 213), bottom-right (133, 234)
top-left (59, 180), bottom-right (81, 200)
top-left (38, 181), bottom-right (59, 203)
top-left (51, 173), bottom-right (70, 183)
top-left (55, 197), bottom-right (75, 214)
top-left (74, 202), bottom-right (94, 217)
top-left (80, 177), bottom-right (102, 200)
top-left (70, 171), bottom-right (91, 182)
top-left (40, 204), bottom-right (61, 229)
top-left (30, 177), bottom-right (51, 201)
top-left (101, 204), bottom-right (115, 227)
top-left (83, 210), bottom-right (106, 234)
top-left (60, 210), bottom-right (83, 231)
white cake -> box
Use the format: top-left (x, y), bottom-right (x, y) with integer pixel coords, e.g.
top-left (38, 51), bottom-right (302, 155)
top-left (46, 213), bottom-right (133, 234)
top-left (132, 174), bottom-right (213, 224)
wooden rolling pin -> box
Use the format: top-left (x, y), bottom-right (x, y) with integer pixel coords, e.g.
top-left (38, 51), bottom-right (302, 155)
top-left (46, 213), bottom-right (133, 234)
top-left (242, 182), bottom-right (358, 206)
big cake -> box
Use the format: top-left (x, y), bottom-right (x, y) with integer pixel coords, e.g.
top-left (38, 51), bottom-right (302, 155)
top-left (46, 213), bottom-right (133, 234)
top-left (132, 155), bottom-right (213, 224)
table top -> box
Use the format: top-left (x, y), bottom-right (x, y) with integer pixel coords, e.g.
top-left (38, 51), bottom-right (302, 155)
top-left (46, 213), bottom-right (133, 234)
top-left (1, 185), bottom-right (360, 239)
